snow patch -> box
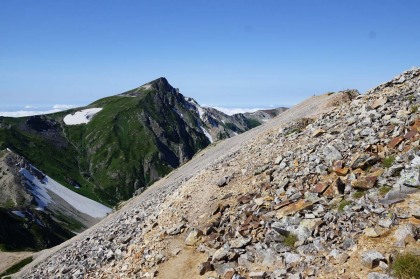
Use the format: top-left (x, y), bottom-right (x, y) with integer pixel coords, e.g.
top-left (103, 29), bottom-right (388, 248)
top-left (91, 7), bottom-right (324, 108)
top-left (20, 168), bottom-right (112, 218)
top-left (185, 97), bottom-right (206, 121)
top-left (201, 127), bottom-right (213, 143)
top-left (63, 108), bottom-right (103, 125)
top-left (211, 107), bottom-right (270, 116)
top-left (20, 168), bottom-right (52, 209)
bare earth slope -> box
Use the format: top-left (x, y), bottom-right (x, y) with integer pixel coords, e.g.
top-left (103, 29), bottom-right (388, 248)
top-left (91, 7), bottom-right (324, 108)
top-left (18, 68), bottom-right (420, 279)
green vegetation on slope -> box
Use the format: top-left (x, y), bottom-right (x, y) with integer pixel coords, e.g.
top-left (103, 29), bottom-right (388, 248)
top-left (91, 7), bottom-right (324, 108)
top-left (0, 208), bottom-right (74, 251)
top-left (0, 256), bottom-right (33, 278)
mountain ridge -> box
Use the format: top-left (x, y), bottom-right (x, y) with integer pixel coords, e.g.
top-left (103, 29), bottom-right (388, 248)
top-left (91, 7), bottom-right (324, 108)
top-left (0, 78), bottom-right (287, 261)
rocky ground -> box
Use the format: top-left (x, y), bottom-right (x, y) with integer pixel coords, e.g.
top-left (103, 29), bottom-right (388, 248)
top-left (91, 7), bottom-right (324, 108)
top-left (15, 68), bottom-right (420, 278)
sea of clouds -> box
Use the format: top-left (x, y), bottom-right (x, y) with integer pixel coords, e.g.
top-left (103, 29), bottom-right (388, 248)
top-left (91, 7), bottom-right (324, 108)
top-left (0, 104), bottom-right (75, 117)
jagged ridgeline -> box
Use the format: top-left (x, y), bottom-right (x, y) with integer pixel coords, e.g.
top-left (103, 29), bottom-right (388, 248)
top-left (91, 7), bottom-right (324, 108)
top-left (0, 78), bottom-right (286, 206)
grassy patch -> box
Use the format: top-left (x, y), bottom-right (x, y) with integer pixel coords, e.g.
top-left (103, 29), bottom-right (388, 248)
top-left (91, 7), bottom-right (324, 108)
top-left (284, 233), bottom-right (298, 248)
top-left (0, 256), bottom-right (33, 277)
top-left (338, 200), bottom-right (351, 212)
top-left (382, 156), bottom-right (395, 168)
top-left (352, 190), bottom-right (365, 199)
top-left (379, 185), bottom-right (392, 196)
top-left (391, 253), bottom-right (420, 279)
top-left (2, 199), bottom-right (16, 208)
top-left (0, 243), bottom-right (7, 251)
top-left (411, 105), bottom-right (418, 113)
top-left (285, 128), bottom-right (301, 136)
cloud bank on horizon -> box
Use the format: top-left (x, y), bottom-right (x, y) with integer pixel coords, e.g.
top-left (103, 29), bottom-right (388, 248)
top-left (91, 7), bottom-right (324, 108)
top-left (0, 104), bottom-right (282, 118)
top-left (210, 107), bottom-right (274, 116)
top-left (0, 104), bottom-right (75, 117)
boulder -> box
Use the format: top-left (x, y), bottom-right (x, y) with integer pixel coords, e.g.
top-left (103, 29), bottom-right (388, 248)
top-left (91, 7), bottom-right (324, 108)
top-left (361, 250), bottom-right (386, 269)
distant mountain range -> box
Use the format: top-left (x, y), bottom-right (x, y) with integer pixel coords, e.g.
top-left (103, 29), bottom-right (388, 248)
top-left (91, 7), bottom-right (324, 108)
top-left (0, 77), bottom-right (287, 251)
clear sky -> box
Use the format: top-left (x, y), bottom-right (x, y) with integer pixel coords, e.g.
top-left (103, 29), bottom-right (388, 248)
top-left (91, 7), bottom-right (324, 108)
top-left (1, 0), bottom-right (420, 112)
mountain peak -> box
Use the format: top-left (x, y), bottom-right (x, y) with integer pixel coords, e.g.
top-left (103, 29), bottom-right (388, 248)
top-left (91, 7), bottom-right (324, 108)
top-left (140, 77), bottom-right (175, 93)
top-left (120, 77), bottom-right (177, 97)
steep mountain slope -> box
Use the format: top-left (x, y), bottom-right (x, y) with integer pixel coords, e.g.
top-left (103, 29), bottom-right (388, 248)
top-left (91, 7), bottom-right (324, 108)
top-left (14, 84), bottom-right (357, 277)
top-left (16, 68), bottom-right (420, 279)
top-left (0, 150), bottom-right (110, 253)
top-left (0, 78), bottom-right (286, 207)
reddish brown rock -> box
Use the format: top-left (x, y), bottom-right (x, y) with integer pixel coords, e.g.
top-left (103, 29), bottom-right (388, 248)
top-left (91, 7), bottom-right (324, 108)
top-left (334, 167), bottom-right (349, 176)
top-left (313, 182), bottom-right (329, 194)
top-left (324, 177), bottom-right (345, 197)
top-left (276, 199), bottom-right (314, 218)
top-left (388, 137), bottom-right (404, 149)
top-left (410, 119), bottom-right (420, 132)
top-left (351, 176), bottom-right (377, 189)
top-left (404, 130), bottom-right (417, 140)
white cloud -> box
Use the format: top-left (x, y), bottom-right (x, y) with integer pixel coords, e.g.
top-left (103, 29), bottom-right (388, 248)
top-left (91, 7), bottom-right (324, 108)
top-left (211, 106), bottom-right (271, 116)
top-left (53, 104), bottom-right (75, 109)
top-left (0, 109), bottom-right (62, 117)
top-left (0, 104), bottom-right (74, 118)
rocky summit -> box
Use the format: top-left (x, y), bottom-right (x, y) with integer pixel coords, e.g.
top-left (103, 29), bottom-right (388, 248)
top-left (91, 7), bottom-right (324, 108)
top-left (16, 68), bottom-right (420, 278)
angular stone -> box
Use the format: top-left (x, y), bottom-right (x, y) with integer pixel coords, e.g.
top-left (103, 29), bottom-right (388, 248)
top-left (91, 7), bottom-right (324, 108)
top-left (361, 251), bottom-right (386, 269)
top-left (388, 137), bottom-right (404, 149)
top-left (410, 119), bottom-right (420, 132)
top-left (371, 97), bottom-right (387, 109)
top-left (213, 262), bottom-right (237, 277)
top-left (312, 129), bottom-right (326, 137)
top-left (276, 199), bottom-right (314, 218)
top-left (275, 156), bottom-right (283, 165)
top-left (367, 272), bottom-right (395, 279)
top-left (337, 252), bottom-right (350, 264)
top-left (185, 229), bottom-right (203, 246)
top-left (394, 223), bottom-right (416, 247)
top-left (217, 176), bottom-right (229, 187)
top-left (334, 167), bottom-right (349, 176)
top-left (223, 269), bottom-right (235, 279)
top-left (198, 261), bottom-right (214, 275)
top-left (324, 177), bottom-right (345, 197)
top-left (313, 182), bottom-right (329, 194)
top-left (229, 236), bottom-right (251, 249)
top-left (350, 153), bottom-right (379, 170)
top-left (249, 271), bottom-right (266, 279)
top-left (212, 247), bottom-right (229, 262)
top-left (351, 176), bottom-right (377, 189)
top-left (166, 223), bottom-right (186, 235)
top-left (285, 252), bottom-right (301, 265)
top-left (364, 227), bottom-right (382, 238)
top-left (323, 145), bottom-right (342, 165)
top-left (405, 130), bottom-right (418, 140)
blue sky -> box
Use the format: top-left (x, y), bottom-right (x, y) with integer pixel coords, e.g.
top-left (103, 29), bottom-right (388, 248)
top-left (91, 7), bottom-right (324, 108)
top-left (1, 0), bottom-right (419, 112)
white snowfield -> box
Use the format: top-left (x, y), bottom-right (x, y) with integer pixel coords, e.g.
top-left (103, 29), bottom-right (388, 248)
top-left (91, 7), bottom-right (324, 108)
top-left (63, 108), bottom-right (103, 125)
top-left (20, 168), bottom-right (112, 218)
